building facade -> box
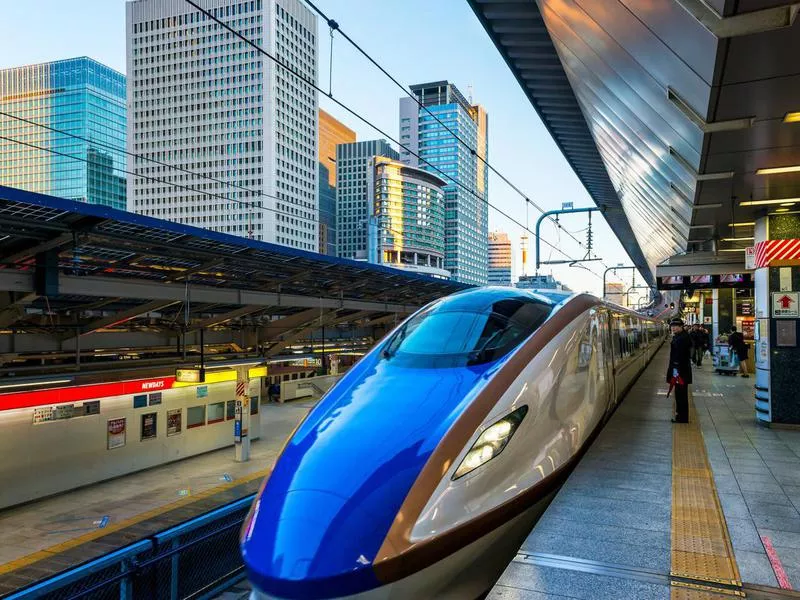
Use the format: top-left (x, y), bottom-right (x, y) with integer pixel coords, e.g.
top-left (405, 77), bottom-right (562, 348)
top-left (336, 139), bottom-right (398, 260)
top-left (399, 81), bottom-right (489, 285)
top-left (318, 109), bottom-right (355, 255)
top-left (366, 157), bottom-right (448, 279)
top-left (0, 57), bottom-right (127, 209)
top-left (488, 231), bottom-right (512, 286)
top-left (126, 0), bottom-right (318, 249)
top-left (516, 273), bottom-right (570, 291)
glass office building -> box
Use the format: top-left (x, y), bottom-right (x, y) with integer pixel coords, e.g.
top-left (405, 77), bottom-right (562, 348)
top-left (0, 57), bottom-right (127, 209)
top-left (367, 157), bottom-right (449, 279)
top-left (399, 81), bottom-right (489, 285)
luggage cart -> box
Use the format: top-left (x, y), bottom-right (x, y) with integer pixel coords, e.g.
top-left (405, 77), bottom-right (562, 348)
top-left (713, 344), bottom-right (739, 375)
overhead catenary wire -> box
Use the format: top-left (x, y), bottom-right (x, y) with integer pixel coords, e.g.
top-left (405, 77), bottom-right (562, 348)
top-left (0, 112), bottom-right (419, 242)
top-left (302, 0), bottom-right (593, 256)
top-left (181, 0), bottom-right (601, 278)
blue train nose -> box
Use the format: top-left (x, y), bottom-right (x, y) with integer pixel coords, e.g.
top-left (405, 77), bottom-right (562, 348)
top-left (241, 352), bottom-right (497, 599)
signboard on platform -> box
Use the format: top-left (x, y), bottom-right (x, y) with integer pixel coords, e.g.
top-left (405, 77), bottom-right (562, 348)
top-left (141, 412), bottom-right (157, 441)
top-left (745, 247), bottom-right (756, 270)
top-left (780, 267), bottom-right (793, 292)
top-left (107, 418), bottom-right (126, 449)
top-left (772, 292), bottom-right (799, 318)
top-left (167, 409), bottom-right (182, 436)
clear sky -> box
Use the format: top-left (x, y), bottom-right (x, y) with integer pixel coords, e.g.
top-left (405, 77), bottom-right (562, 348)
top-left (0, 0), bottom-right (646, 298)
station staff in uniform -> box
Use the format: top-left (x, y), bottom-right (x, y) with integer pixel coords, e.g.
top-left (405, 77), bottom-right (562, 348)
top-left (667, 317), bottom-right (693, 423)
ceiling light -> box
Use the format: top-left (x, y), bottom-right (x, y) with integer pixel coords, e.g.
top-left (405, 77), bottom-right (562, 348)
top-left (728, 222), bottom-right (755, 227)
top-left (721, 237), bottom-right (754, 242)
top-left (784, 112), bottom-right (800, 123)
top-left (693, 203), bottom-right (723, 210)
top-left (739, 198), bottom-right (800, 206)
top-left (689, 224), bottom-right (714, 229)
top-left (719, 248), bottom-right (746, 252)
top-left (755, 165), bottom-right (800, 175)
top-left (782, 202), bottom-right (797, 207)
top-left (775, 208), bottom-right (791, 213)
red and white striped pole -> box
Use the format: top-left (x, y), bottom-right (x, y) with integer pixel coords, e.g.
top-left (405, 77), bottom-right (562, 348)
top-left (235, 367), bottom-right (251, 462)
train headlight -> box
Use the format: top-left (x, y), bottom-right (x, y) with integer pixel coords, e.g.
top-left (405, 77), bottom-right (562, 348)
top-left (453, 406), bottom-right (528, 479)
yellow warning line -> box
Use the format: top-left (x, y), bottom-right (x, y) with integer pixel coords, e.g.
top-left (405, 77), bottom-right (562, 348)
top-left (671, 396), bottom-right (742, 599)
top-left (0, 467), bottom-right (270, 576)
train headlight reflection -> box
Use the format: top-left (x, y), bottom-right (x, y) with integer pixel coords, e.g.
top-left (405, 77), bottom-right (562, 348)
top-left (453, 406), bottom-right (528, 479)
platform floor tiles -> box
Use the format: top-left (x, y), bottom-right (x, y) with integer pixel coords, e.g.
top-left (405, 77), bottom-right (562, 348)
top-left (0, 399), bottom-right (314, 594)
top-left (490, 348), bottom-right (800, 600)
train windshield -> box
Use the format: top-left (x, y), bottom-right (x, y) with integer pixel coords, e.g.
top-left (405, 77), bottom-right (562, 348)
top-left (382, 296), bottom-right (553, 368)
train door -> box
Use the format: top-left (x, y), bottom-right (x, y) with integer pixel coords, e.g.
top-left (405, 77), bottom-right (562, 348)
top-left (598, 308), bottom-right (615, 412)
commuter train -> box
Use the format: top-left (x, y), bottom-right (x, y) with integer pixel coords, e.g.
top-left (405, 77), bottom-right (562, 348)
top-left (241, 288), bottom-right (667, 600)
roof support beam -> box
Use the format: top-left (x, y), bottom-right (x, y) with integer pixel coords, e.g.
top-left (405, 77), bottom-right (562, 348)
top-left (187, 305), bottom-right (264, 331)
top-left (61, 299), bottom-right (181, 340)
top-left (264, 310), bottom-right (375, 358)
top-left (0, 270), bottom-right (419, 314)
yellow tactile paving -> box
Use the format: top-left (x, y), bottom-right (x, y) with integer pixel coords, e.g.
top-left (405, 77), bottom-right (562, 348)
top-left (0, 467), bottom-right (270, 576)
top-left (671, 397), bottom-right (743, 599)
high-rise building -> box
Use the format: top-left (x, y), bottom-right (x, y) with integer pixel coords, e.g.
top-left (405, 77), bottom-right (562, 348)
top-left (516, 273), bottom-right (570, 291)
top-left (0, 57), bottom-right (127, 209)
top-left (318, 109), bottom-right (355, 255)
top-left (126, 0), bottom-right (318, 249)
top-left (336, 139), bottom-right (398, 260)
top-left (399, 81), bottom-right (489, 285)
top-left (488, 231), bottom-right (512, 286)
top-left (606, 282), bottom-right (626, 306)
top-left (366, 157), bottom-right (449, 279)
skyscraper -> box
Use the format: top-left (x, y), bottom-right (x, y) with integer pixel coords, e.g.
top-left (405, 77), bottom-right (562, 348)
top-left (367, 157), bottom-right (449, 279)
top-left (318, 109), bottom-right (355, 255)
top-left (126, 0), bottom-right (318, 249)
top-left (399, 81), bottom-right (489, 285)
top-left (488, 231), bottom-right (512, 286)
top-left (336, 139), bottom-right (398, 260)
top-left (0, 57), bottom-right (127, 209)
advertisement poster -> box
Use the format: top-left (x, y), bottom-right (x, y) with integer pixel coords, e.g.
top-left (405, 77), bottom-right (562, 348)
top-left (148, 392), bottom-right (162, 406)
top-left (197, 386), bottom-right (208, 399)
top-left (133, 394), bottom-right (148, 409)
top-left (107, 418), bottom-right (126, 450)
top-left (141, 412), bottom-right (157, 441)
top-left (167, 409), bottom-right (182, 436)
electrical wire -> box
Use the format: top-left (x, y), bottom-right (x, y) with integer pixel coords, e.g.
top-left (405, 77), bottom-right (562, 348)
top-left (303, 0), bottom-right (592, 254)
top-left (0, 113), bottom-right (416, 242)
top-left (182, 0), bottom-right (601, 278)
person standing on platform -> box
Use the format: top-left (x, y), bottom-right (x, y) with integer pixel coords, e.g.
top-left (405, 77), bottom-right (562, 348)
top-left (728, 327), bottom-right (750, 378)
top-left (690, 324), bottom-right (707, 367)
top-left (667, 317), bottom-right (693, 423)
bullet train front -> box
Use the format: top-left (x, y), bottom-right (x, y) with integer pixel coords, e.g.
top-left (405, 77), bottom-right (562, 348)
top-left (241, 287), bottom-right (615, 600)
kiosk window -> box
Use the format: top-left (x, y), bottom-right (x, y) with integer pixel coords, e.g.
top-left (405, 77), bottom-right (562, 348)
top-left (187, 405), bottom-right (206, 429)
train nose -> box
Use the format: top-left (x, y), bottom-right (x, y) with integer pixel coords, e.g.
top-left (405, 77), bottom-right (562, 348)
top-left (243, 489), bottom-right (387, 598)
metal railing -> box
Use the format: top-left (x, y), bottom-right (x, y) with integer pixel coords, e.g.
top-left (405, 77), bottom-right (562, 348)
top-left (5, 495), bottom-right (256, 600)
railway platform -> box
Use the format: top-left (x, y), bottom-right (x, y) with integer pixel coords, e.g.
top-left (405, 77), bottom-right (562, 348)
top-left (490, 347), bottom-right (800, 600)
top-left (0, 399), bottom-right (315, 596)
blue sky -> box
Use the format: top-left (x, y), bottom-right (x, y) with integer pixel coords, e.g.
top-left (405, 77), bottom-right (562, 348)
top-left (0, 0), bottom-right (644, 297)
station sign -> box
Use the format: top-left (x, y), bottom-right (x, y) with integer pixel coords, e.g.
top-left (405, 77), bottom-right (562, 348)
top-left (176, 368), bottom-right (205, 383)
top-left (772, 292), bottom-right (799, 318)
top-left (745, 247), bottom-right (756, 270)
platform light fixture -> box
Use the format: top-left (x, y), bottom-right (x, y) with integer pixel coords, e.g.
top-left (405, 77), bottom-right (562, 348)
top-left (719, 248), bottom-right (747, 252)
top-left (721, 237), bottom-right (755, 242)
top-left (728, 222), bottom-right (755, 227)
top-left (739, 198), bottom-right (800, 206)
top-left (755, 165), bottom-right (800, 175)
top-left (693, 203), bottom-right (723, 210)
top-left (784, 112), bottom-right (800, 123)
top-left (775, 208), bottom-right (792, 213)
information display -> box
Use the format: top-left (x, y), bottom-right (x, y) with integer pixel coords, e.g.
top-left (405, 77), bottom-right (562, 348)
top-left (167, 409), bottom-right (182, 436)
top-left (107, 418), bottom-right (126, 449)
top-left (141, 412), bottom-right (157, 441)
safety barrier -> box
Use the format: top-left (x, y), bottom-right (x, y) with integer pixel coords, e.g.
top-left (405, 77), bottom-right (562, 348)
top-left (5, 494), bottom-right (256, 600)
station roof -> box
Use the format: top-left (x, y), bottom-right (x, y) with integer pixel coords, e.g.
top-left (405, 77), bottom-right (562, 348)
top-left (0, 185), bottom-right (468, 339)
top-left (469, 0), bottom-right (800, 282)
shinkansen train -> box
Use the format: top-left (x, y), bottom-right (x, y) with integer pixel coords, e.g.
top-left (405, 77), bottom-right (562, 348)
top-left (241, 287), bottom-right (668, 600)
